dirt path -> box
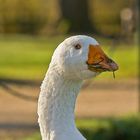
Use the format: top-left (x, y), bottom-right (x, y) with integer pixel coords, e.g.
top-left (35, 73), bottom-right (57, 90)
top-left (0, 79), bottom-right (138, 124)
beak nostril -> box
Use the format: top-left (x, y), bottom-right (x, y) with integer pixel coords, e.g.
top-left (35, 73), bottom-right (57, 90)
top-left (107, 58), bottom-right (114, 63)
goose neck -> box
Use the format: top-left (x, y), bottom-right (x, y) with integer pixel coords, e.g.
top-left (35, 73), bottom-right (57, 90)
top-left (38, 69), bottom-right (85, 140)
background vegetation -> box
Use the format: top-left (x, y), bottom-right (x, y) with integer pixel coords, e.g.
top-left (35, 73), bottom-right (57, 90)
top-left (0, 0), bottom-right (137, 36)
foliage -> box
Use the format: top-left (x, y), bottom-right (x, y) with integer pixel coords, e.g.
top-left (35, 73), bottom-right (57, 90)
top-left (78, 116), bottom-right (140, 140)
top-left (89, 0), bottom-right (135, 37)
top-left (23, 115), bottom-right (140, 140)
top-left (0, 0), bottom-right (48, 34)
top-left (0, 0), bottom-right (136, 36)
top-left (0, 35), bottom-right (138, 80)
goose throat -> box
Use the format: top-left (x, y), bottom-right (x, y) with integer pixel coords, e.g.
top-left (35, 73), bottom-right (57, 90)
top-left (38, 69), bottom-right (84, 140)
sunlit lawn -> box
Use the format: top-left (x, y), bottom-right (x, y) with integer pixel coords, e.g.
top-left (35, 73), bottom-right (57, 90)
top-left (0, 35), bottom-right (138, 80)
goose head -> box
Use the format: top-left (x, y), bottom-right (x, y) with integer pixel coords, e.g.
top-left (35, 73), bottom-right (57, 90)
top-left (51, 35), bottom-right (118, 80)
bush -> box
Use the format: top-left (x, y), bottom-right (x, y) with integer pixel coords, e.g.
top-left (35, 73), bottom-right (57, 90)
top-left (89, 0), bottom-right (135, 37)
top-left (78, 116), bottom-right (140, 140)
top-left (0, 0), bottom-right (48, 34)
top-left (0, 0), bottom-right (136, 36)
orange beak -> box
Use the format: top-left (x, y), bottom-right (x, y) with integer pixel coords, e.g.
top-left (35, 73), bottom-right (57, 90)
top-left (87, 44), bottom-right (118, 72)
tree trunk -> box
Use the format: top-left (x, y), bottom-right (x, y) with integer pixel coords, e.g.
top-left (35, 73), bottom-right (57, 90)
top-left (59, 0), bottom-right (94, 33)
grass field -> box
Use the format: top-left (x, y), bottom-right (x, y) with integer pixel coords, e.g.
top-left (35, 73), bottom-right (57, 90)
top-left (0, 35), bottom-right (138, 80)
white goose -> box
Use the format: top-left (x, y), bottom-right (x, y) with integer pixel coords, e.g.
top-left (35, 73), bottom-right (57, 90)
top-left (38, 35), bottom-right (118, 140)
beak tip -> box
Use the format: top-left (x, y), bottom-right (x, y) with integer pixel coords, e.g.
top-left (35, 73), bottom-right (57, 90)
top-left (110, 63), bottom-right (119, 71)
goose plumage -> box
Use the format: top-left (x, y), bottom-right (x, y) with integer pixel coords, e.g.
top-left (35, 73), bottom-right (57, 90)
top-left (38, 35), bottom-right (118, 140)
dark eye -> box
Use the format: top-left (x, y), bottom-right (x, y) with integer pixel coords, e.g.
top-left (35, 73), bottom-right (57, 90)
top-left (74, 44), bottom-right (81, 50)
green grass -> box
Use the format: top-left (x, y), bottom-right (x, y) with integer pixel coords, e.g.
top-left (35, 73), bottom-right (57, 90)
top-left (0, 35), bottom-right (138, 80)
top-left (23, 115), bottom-right (140, 140)
top-left (0, 35), bottom-right (64, 80)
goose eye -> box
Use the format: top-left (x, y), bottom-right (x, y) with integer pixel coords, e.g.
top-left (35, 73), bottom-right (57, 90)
top-left (74, 44), bottom-right (81, 50)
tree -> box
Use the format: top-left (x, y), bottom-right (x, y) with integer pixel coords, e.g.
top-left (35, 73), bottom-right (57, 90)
top-left (59, 0), bottom-right (94, 33)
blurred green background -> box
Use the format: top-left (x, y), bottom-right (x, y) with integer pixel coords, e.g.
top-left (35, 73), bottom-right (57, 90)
top-left (0, 0), bottom-right (138, 81)
top-left (0, 0), bottom-right (139, 140)
top-left (0, 0), bottom-right (137, 36)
